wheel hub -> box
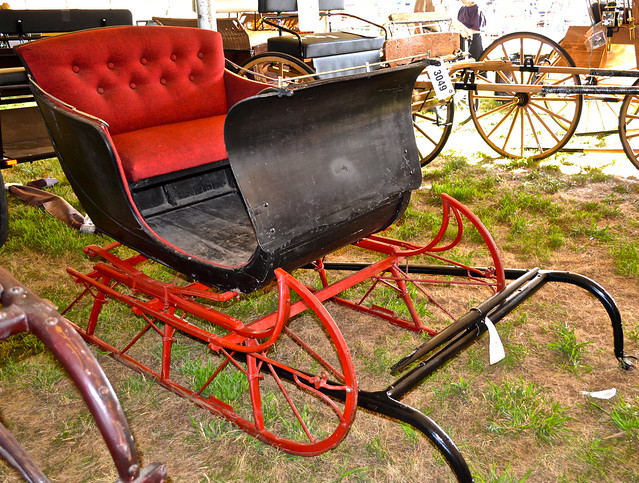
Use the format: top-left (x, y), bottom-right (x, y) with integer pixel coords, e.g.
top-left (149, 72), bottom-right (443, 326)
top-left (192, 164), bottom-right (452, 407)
top-left (515, 92), bottom-right (529, 106)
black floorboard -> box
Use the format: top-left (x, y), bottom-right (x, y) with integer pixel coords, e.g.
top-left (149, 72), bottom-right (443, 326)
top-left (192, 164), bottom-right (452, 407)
top-left (146, 192), bottom-right (257, 267)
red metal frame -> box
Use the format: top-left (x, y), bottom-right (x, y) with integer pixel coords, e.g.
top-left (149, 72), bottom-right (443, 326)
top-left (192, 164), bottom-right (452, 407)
top-left (63, 257), bottom-right (359, 456)
top-left (58, 194), bottom-right (503, 457)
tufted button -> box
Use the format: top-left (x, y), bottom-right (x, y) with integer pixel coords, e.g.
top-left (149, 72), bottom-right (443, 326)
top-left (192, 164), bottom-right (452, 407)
top-left (197, 52), bottom-right (204, 59)
top-left (107, 62), bottom-right (115, 70)
top-left (160, 78), bottom-right (166, 85)
top-left (72, 65), bottom-right (80, 73)
top-left (129, 82), bottom-right (136, 89)
top-left (189, 74), bottom-right (195, 82)
top-left (97, 86), bottom-right (104, 94)
top-left (140, 58), bottom-right (147, 65)
top-left (170, 54), bottom-right (177, 61)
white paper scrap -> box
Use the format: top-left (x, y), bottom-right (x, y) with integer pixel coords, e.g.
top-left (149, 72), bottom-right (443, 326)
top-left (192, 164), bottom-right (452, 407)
top-left (580, 388), bottom-right (617, 399)
top-left (298, 0), bottom-right (321, 33)
top-left (485, 316), bottom-right (505, 364)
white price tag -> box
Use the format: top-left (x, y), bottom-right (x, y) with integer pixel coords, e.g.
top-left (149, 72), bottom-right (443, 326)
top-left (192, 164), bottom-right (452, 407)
top-left (484, 317), bottom-right (505, 365)
top-left (425, 63), bottom-right (455, 100)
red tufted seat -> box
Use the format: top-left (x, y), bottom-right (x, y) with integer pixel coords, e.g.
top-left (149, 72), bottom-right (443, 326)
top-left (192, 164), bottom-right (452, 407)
top-left (17, 26), bottom-right (268, 182)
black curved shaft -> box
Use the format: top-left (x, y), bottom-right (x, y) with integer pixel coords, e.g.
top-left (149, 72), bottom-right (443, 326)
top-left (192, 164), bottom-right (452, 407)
top-left (355, 390), bottom-right (473, 482)
top-left (540, 270), bottom-right (626, 362)
top-left (501, 269), bottom-right (631, 366)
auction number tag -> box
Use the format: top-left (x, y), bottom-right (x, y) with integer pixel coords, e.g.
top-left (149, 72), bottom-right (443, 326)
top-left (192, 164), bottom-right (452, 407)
top-left (425, 63), bottom-right (455, 100)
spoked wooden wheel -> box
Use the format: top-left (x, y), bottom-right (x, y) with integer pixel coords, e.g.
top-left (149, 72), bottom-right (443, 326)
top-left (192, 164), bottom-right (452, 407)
top-left (240, 52), bottom-right (316, 84)
top-left (469, 32), bottom-right (582, 159)
top-left (578, 78), bottom-right (623, 136)
top-left (619, 78), bottom-right (639, 170)
top-left (412, 80), bottom-right (454, 166)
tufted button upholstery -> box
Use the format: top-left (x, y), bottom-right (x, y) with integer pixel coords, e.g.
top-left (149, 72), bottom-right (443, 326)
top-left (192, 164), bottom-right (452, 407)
top-left (18, 26), bottom-right (268, 181)
top-left (19, 26), bottom-right (233, 135)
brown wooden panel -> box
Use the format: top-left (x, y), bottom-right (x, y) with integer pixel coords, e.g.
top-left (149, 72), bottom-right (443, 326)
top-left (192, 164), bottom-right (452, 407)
top-left (384, 32), bottom-right (459, 65)
top-left (560, 26), bottom-right (606, 68)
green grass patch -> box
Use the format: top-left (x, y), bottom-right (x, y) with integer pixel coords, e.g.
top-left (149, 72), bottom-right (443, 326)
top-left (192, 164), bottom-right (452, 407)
top-left (486, 378), bottom-right (572, 442)
top-left (607, 396), bottom-right (639, 439)
top-left (610, 242), bottom-right (639, 277)
top-left (547, 321), bottom-right (593, 374)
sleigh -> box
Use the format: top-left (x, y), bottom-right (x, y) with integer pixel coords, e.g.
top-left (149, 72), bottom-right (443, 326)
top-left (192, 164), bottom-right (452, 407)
top-left (15, 25), bottom-right (635, 481)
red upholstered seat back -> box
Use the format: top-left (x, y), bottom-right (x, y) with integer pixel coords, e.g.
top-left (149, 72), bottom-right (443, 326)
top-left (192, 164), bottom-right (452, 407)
top-left (18, 26), bottom-right (229, 135)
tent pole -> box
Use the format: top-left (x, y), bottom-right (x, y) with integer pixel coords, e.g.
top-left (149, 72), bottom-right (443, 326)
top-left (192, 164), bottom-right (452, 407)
top-left (195, 0), bottom-right (217, 30)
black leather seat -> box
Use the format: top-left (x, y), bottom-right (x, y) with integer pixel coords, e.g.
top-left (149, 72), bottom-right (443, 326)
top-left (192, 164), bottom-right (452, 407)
top-left (267, 31), bottom-right (384, 59)
top-left (258, 0), bottom-right (385, 77)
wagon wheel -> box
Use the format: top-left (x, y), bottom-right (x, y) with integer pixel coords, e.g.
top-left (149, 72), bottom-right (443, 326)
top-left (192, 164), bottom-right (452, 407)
top-left (618, 78), bottom-right (639, 170)
top-left (412, 81), bottom-right (454, 166)
top-left (469, 32), bottom-right (582, 159)
top-left (576, 76), bottom-right (623, 136)
top-left (240, 52), bottom-right (316, 84)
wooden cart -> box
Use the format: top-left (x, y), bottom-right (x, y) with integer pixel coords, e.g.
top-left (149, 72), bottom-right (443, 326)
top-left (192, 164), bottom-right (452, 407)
top-left (450, 0), bottom-right (639, 169)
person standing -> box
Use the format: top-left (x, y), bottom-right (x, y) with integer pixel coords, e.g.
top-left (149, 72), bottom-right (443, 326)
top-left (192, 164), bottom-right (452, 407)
top-left (457, 0), bottom-right (486, 60)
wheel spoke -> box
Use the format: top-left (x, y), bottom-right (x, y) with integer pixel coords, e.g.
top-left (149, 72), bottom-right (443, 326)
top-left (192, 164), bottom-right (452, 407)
top-left (411, 87), bottom-right (453, 166)
top-left (524, 106), bottom-right (544, 152)
top-left (619, 90), bottom-right (639, 169)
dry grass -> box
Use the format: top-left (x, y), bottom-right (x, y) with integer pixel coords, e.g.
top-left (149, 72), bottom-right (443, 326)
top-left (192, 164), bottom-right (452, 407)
top-left (0, 124), bottom-right (638, 482)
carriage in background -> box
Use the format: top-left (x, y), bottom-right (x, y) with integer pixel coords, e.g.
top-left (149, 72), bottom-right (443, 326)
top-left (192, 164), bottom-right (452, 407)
top-left (454, 0), bottom-right (639, 169)
top-left (155, 0), bottom-right (464, 167)
top-left (0, 2), bottom-right (636, 481)
top-left (188, 0), bottom-right (639, 170)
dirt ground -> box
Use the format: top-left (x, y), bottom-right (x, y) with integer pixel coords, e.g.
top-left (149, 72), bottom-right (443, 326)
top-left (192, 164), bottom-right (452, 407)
top-left (0, 123), bottom-right (638, 482)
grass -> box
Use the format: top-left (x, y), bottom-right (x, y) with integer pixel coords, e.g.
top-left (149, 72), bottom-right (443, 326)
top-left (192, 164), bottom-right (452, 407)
top-left (547, 321), bottom-right (594, 373)
top-left (486, 378), bottom-right (572, 443)
top-left (1, 136), bottom-right (638, 482)
top-left (611, 242), bottom-right (639, 277)
top-left (474, 463), bottom-right (532, 483)
top-left (607, 397), bottom-right (639, 439)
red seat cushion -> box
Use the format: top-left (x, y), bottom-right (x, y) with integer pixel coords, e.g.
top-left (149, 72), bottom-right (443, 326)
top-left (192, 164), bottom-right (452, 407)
top-left (17, 26), bottom-right (268, 183)
top-left (112, 115), bottom-right (227, 181)
top-left (18, 26), bottom-right (229, 135)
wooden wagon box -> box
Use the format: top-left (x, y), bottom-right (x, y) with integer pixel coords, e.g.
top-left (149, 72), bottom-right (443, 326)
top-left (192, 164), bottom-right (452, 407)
top-left (384, 32), bottom-right (460, 64)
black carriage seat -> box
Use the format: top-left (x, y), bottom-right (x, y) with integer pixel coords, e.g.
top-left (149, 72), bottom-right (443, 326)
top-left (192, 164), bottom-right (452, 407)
top-left (17, 25), bottom-right (423, 293)
top-left (259, 0), bottom-right (385, 77)
top-left (0, 9), bottom-right (132, 36)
